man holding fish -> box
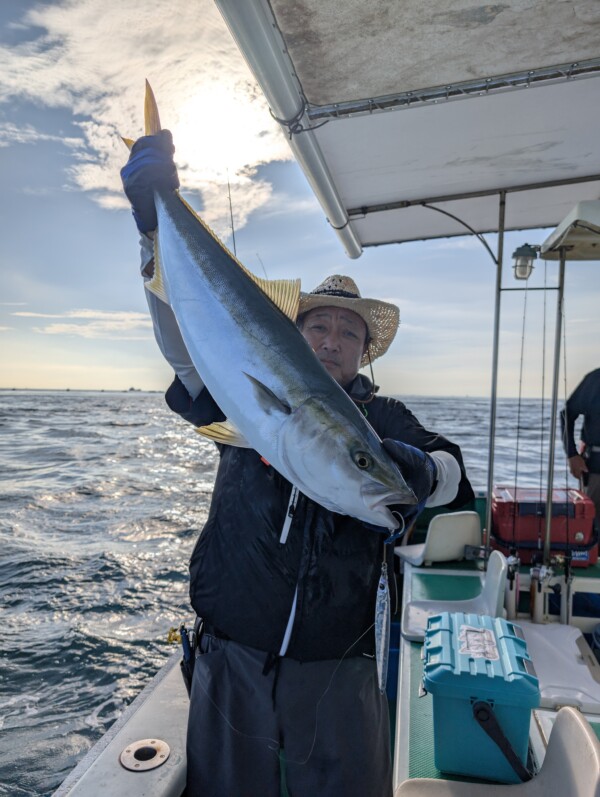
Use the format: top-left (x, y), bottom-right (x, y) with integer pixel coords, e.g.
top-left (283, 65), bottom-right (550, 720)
top-left (121, 89), bottom-right (474, 797)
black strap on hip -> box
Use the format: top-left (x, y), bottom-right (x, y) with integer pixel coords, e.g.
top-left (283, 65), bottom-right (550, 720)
top-left (472, 700), bottom-right (533, 782)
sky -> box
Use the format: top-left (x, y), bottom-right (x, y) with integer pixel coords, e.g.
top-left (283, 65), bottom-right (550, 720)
top-left (0, 0), bottom-right (598, 399)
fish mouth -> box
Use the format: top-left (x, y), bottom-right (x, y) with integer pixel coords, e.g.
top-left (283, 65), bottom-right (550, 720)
top-left (365, 502), bottom-right (401, 531)
top-left (361, 480), bottom-right (416, 508)
top-left (360, 481), bottom-right (417, 530)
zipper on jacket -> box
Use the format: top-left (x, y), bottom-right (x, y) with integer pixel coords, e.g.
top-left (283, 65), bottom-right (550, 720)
top-left (277, 486), bottom-right (301, 655)
top-left (280, 486), bottom-right (299, 544)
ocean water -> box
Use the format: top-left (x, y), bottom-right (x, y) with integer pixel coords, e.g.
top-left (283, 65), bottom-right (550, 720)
top-left (0, 389), bottom-right (577, 796)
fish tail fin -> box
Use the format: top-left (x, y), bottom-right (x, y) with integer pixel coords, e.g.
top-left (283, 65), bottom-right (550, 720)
top-left (144, 80), bottom-right (162, 135)
top-left (124, 82), bottom-right (301, 321)
top-left (118, 80), bottom-right (161, 150)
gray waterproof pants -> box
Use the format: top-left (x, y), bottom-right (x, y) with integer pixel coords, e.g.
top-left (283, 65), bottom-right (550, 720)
top-left (186, 633), bottom-right (392, 797)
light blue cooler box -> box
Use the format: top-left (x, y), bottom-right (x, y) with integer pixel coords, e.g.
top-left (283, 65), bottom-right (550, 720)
top-left (423, 612), bottom-right (540, 784)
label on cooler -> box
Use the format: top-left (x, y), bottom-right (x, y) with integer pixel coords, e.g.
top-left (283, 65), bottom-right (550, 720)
top-left (572, 550), bottom-right (590, 562)
top-left (458, 625), bottom-right (500, 660)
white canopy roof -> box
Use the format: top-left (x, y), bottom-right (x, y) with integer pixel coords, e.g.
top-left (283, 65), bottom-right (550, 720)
top-left (215, 0), bottom-right (600, 257)
top-left (541, 200), bottom-right (600, 259)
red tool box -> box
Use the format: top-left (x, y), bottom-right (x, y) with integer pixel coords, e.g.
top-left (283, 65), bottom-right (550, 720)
top-left (491, 485), bottom-right (598, 567)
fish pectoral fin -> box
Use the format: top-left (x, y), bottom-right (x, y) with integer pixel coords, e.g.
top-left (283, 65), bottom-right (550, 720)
top-left (144, 232), bottom-right (169, 304)
top-left (195, 421), bottom-right (250, 448)
top-left (243, 373), bottom-right (292, 417)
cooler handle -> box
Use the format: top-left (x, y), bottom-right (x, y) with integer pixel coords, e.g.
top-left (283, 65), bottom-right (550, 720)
top-left (521, 657), bottom-right (537, 679)
top-left (507, 622), bottom-right (525, 641)
top-left (472, 701), bottom-right (532, 782)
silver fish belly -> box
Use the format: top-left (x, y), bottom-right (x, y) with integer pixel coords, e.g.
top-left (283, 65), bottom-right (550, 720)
top-left (148, 187), bottom-right (416, 529)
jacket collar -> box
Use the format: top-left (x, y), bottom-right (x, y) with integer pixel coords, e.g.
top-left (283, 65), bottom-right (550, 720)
top-left (345, 373), bottom-right (379, 402)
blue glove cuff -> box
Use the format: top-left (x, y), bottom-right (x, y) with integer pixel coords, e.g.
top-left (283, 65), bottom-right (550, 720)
top-left (121, 130), bottom-right (179, 233)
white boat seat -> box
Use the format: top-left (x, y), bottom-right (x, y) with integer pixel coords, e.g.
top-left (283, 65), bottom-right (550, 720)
top-left (394, 706), bottom-right (600, 796)
top-left (395, 511), bottom-right (482, 567)
top-left (401, 550), bottom-right (508, 642)
top-left (516, 621), bottom-right (600, 713)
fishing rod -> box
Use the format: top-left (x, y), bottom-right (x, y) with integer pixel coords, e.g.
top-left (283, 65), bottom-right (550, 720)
top-left (226, 172), bottom-right (269, 280)
top-left (226, 169), bottom-right (237, 257)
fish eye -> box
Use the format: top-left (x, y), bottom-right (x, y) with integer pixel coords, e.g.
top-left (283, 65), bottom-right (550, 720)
top-left (353, 451), bottom-right (372, 470)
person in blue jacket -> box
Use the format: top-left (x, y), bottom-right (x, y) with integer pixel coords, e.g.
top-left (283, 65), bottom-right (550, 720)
top-left (561, 368), bottom-right (600, 521)
top-left (121, 130), bottom-right (474, 797)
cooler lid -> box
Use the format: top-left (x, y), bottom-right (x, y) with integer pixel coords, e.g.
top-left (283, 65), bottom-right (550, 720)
top-left (491, 485), bottom-right (593, 517)
top-left (423, 612), bottom-right (540, 705)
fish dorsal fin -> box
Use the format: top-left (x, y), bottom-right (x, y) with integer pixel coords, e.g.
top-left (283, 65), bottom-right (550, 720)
top-left (174, 192), bottom-right (301, 321)
top-left (144, 233), bottom-right (169, 303)
top-left (252, 275), bottom-right (301, 322)
top-left (195, 420), bottom-right (250, 448)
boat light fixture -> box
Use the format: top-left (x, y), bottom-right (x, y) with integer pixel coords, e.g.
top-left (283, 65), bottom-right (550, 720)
top-left (512, 243), bottom-right (538, 280)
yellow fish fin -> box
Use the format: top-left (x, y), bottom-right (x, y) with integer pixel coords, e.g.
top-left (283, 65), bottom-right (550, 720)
top-left (120, 81), bottom-right (161, 149)
top-left (129, 82), bottom-right (301, 322)
top-left (195, 421), bottom-right (251, 448)
top-left (175, 192), bottom-right (301, 322)
top-left (252, 275), bottom-right (301, 322)
top-left (144, 80), bottom-right (162, 135)
top-left (144, 233), bottom-right (169, 303)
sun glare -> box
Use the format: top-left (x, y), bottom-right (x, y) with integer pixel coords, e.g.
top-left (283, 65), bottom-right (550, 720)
top-left (171, 82), bottom-right (287, 186)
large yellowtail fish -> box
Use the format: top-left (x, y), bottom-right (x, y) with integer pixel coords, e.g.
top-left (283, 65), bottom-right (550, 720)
top-left (123, 83), bottom-right (416, 530)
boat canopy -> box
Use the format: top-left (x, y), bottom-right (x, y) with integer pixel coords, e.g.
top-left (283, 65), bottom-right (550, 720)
top-left (215, 0), bottom-right (600, 257)
top-left (541, 200), bottom-right (600, 259)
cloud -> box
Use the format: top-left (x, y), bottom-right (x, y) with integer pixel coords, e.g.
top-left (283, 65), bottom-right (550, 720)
top-left (0, 0), bottom-right (294, 236)
top-left (0, 326), bottom-right (12, 332)
top-left (13, 309), bottom-right (153, 339)
top-left (0, 121), bottom-right (81, 149)
top-left (259, 193), bottom-right (321, 220)
top-left (429, 236), bottom-right (489, 252)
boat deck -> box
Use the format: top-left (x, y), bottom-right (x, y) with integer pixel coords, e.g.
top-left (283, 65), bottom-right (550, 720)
top-left (391, 560), bottom-right (600, 791)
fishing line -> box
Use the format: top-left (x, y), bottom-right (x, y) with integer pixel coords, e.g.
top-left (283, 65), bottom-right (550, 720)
top-left (191, 621), bottom-right (377, 765)
top-left (537, 260), bottom-right (549, 553)
top-left (356, 347), bottom-right (377, 413)
top-left (561, 291), bottom-right (572, 560)
top-left (283, 621), bottom-right (377, 766)
top-left (511, 274), bottom-right (530, 546)
top-left (256, 253), bottom-right (269, 279)
top-left (226, 169), bottom-right (237, 257)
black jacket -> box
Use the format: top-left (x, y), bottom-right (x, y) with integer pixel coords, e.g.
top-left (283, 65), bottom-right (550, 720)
top-left (166, 374), bottom-right (474, 661)
top-left (561, 368), bottom-right (600, 471)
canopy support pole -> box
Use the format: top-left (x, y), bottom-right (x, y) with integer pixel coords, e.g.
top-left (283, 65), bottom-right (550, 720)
top-left (544, 248), bottom-right (567, 564)
top-left (214, 0), bottom-right (362, 259)
top-left (485, 191), bottom-right (506, 564)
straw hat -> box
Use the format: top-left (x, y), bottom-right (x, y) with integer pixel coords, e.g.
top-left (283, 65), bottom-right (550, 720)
top-left (298, 275), bottom-right (400, 365)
